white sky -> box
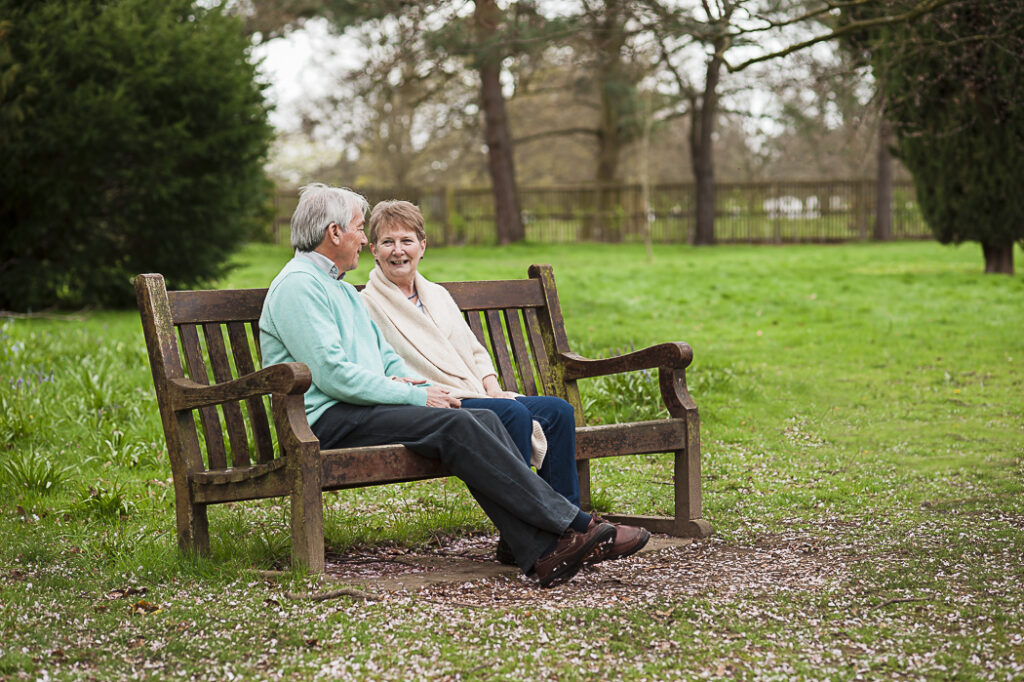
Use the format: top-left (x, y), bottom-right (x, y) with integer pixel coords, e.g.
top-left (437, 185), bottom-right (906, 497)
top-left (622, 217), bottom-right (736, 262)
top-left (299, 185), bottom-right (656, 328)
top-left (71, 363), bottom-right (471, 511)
top-left (249, 20), bottom-right (361, 183)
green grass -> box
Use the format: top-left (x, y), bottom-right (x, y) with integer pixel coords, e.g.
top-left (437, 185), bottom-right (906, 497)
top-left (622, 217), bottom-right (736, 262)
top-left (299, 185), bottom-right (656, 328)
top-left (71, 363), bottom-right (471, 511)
top-left (2, 241), bottom-right (1022, 680)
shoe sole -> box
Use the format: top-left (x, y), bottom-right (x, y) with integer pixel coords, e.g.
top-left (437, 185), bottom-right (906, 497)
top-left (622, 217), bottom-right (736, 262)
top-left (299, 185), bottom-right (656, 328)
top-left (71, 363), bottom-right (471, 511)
top-left (538, 525), bottom-right (616, 588)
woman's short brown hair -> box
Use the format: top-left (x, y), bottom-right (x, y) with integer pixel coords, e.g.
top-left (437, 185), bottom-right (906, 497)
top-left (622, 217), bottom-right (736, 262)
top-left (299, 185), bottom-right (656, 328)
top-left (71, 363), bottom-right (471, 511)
top-left (368, 200), bottom-right (426, 244)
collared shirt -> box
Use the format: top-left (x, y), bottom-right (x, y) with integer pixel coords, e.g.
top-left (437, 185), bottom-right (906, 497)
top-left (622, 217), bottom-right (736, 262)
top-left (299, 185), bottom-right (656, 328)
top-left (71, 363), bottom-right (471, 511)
top-left (295, 249), bottom-right (344, 280)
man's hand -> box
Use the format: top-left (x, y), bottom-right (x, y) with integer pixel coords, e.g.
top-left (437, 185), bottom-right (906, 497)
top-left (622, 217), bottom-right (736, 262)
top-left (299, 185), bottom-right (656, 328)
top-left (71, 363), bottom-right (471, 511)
top-left (425, 386), bottom-right (460, 408)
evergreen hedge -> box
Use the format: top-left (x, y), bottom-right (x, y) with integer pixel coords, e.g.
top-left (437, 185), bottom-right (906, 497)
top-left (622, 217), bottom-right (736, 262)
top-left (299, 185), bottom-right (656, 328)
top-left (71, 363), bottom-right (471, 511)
top-left (0, 0), bottom-right (273, 310)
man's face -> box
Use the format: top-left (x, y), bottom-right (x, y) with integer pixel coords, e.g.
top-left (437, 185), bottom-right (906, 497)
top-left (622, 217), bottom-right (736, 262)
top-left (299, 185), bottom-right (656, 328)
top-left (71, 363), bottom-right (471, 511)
top-left (334, 212), bottom-right (367, 273)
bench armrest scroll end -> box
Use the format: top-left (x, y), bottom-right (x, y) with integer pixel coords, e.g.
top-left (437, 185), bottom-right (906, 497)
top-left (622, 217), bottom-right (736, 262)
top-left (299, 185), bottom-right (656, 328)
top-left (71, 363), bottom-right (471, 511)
top-left (272, 393), bottom-right (319, 451)
top-left (561, 342), bottom-right (693, 380)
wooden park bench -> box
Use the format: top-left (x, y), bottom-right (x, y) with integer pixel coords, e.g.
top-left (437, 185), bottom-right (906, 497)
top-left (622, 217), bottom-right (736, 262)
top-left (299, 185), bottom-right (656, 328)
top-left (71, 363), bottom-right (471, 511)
top-left (135, 265), bottom-right (711, 572)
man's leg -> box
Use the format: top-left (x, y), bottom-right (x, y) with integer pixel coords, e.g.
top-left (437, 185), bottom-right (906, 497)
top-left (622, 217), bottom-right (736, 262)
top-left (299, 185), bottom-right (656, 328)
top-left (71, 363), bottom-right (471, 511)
top-left (312, 402), bottom-right (579, 571)
top-left (516, 396), bottom-right (581, 507)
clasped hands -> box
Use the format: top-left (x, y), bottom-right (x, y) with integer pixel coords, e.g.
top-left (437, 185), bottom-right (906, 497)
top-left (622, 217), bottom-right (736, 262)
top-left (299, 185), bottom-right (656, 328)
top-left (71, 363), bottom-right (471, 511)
top-left (390, 376), bottom-right (461, 408)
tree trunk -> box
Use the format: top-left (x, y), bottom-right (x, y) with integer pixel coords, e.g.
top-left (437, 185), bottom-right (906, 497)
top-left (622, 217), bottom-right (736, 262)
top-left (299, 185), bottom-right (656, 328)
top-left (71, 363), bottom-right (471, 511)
top-left (875, 115), bottom-right (893, 241)
top-left (584, 0), bottom-right (627, 242)
top-left (690, 46), bottom-right (724, 246)
top-left (982, 240), bottom-right (1014, 274)
top-left (474, 0), bottom-right (524, 245)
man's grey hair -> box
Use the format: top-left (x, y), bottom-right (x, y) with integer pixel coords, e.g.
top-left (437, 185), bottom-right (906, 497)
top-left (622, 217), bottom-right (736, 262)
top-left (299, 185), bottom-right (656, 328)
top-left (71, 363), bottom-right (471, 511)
top-left (290, 183), bottom-right (370, 252)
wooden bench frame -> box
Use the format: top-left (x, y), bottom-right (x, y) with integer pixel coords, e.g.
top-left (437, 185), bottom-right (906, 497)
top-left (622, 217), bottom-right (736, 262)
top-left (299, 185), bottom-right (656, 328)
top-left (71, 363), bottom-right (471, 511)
top-left (135, 264), bottom-right (711, 572)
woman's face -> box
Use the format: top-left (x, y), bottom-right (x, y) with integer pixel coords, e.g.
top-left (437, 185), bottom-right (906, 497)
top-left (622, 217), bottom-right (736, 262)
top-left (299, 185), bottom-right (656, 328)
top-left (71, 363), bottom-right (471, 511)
top-left (370, 223), bottom-right (426, 283)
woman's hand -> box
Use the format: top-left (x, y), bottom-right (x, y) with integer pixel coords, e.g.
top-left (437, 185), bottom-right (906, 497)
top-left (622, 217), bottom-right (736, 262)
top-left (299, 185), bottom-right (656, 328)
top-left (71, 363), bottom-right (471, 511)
top-left (482, 374), bottom-right (518, 400)
top-left (487, 390), bottom-right (519, 400)
top-left (425, 386), bottom-right (461, 408)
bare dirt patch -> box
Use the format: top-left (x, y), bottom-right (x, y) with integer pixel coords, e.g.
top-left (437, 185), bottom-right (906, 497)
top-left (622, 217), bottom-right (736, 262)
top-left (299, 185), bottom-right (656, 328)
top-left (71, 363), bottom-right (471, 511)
top-left (319, 532), bottom-right (849, 609)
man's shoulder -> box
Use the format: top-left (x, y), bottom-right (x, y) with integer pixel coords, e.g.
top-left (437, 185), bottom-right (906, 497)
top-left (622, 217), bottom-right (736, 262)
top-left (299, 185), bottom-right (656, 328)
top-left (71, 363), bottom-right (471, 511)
top-left (268, 259), bottom-right (324, 293)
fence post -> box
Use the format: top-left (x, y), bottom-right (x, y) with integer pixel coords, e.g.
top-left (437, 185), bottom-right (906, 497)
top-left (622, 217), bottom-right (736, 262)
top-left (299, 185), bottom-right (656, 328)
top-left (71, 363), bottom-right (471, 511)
top-left (856, 179), bottom-right (870, 240)
top-left (771, 183), bottom-right (781, 244)
top-left (442, 185), bottom-right (454, 246)
top-left (272, 191), bottom-right (281, 245)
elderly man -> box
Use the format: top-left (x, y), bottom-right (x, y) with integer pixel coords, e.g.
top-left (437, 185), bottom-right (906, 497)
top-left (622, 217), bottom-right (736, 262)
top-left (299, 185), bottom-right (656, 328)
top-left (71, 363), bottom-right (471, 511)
top-left (259, 183), bottom-right (648, 587)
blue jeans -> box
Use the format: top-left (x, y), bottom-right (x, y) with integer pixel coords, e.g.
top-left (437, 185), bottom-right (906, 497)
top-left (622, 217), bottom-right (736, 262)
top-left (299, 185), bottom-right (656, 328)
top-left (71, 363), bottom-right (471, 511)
top-left (460, 396), bottom-right (581, 507)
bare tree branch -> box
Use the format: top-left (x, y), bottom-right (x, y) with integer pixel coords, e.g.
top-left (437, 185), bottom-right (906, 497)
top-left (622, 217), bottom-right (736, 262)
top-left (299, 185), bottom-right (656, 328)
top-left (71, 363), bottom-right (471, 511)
top-left (513, 127), bottom-right (600, 146)
top-left (723, 0), bottom-right (962, 72)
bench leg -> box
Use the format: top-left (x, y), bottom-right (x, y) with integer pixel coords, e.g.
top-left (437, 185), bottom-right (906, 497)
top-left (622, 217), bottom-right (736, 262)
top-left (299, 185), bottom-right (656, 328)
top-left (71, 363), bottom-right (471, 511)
top-left (671, 410), bottom-right (712, 537)
top-left (576, 459), bottom-right (591, 511)
top-left (289, 450), bottom-right (324, 573)
top-left (600, 411), bottom-right (712, 538)
top-left (174, 485), bottom-right (210, 557)
top-left (671, 445), bottom-right (713, 538)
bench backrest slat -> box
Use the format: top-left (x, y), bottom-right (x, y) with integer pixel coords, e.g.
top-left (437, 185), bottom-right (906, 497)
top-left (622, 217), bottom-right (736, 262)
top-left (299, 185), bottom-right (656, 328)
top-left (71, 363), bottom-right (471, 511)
top-left (202, 322), bottom-right (252, 468)
top-left (178, 323), bottom-right (228, 470)
top-left (505, 309), bottom-right (537, 396)
top-left (484, 309), bottom-right (518, 392)
top-left (442, 279), bottom-right (545, 310)
top-left (523, 307), bottom-right (558, 398)
top-left (226, 321), bottom-right (275, 464)
top-left (464, 310), bottom-right (487, 348)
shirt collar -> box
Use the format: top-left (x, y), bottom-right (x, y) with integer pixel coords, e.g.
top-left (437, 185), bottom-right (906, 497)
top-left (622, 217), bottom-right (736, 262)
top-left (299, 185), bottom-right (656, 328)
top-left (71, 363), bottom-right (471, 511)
top-left (295, 249), bottom-right (344, 280)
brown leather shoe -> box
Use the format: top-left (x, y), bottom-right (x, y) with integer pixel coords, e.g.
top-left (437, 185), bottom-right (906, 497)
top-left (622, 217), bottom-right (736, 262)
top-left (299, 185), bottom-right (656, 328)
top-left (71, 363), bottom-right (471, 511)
top-left (532, 522), bottom-right (615, 588)
top-left (588, 515), bottom-right (651, 563)
top-left (495, 536), bottom-right (516, 566)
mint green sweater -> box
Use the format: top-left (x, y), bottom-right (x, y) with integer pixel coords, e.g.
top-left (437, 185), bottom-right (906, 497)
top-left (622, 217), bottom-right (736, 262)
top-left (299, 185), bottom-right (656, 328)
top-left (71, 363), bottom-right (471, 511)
top-left (259, 257), bottom-right (427, 426)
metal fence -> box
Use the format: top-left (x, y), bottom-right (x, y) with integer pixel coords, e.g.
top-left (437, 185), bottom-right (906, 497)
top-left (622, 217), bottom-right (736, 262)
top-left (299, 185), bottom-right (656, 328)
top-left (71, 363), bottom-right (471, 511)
top-left (271, 179), bottom-right (929, 246)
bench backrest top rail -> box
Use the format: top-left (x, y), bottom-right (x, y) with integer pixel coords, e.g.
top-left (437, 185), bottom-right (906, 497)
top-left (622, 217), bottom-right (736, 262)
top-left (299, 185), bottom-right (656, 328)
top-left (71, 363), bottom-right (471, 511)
top-left (167, 278), bottom-right (546, 325)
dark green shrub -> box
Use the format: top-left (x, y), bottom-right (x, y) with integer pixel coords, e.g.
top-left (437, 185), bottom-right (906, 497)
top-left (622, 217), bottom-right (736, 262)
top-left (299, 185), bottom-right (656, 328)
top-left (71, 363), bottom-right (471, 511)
top-left (0, 0), bottom-right (273, 309)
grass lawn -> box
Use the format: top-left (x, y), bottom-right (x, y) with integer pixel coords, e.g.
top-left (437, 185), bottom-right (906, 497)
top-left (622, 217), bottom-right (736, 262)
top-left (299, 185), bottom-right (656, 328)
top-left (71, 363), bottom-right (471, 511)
top-left (1, 240), bottom-right (1022, 680)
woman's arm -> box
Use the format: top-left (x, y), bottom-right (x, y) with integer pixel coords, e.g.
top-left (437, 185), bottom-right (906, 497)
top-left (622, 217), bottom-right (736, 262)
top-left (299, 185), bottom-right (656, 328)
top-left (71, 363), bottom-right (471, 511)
top-left (482, 373), bottom-right (518, 399)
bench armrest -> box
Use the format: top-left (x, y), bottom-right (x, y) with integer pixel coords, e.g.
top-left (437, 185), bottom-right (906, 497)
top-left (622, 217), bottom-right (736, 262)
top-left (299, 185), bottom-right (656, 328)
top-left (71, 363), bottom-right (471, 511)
top-left (560, 342), bottom-right (693, 380)
top-left (168, 362), bottom-right (312, 411)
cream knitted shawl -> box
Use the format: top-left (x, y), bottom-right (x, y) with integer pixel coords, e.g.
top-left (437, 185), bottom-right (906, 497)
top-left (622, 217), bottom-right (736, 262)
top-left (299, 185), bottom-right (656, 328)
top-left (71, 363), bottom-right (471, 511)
top-left (361, 267), bottom-right (547, 467)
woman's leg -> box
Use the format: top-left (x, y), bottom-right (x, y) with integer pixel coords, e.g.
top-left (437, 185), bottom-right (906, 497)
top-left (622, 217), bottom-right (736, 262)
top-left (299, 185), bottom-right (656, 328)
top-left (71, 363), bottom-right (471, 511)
top-left (515, 396), bottom-right (581, 508)
top-left (459, 398), bottom-right (533, 467)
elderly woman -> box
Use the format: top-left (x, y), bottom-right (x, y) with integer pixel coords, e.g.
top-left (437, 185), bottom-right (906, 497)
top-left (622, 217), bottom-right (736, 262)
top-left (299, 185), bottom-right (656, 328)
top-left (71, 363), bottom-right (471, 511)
top-left (361, 201), bottom-right (649, 565)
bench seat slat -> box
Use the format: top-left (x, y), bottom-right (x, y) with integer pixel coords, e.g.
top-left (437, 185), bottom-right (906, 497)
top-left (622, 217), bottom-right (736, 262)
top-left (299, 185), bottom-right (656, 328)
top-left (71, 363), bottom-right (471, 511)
top-left (320, 444), bottom-right (449, 489)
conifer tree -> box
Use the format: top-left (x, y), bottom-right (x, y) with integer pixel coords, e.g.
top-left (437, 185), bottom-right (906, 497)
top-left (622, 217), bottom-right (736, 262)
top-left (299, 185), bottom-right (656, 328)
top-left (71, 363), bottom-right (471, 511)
top-left (873, 1), bottom-right (1024, 273)
top-left (0, 0), bottom-right (273, 309)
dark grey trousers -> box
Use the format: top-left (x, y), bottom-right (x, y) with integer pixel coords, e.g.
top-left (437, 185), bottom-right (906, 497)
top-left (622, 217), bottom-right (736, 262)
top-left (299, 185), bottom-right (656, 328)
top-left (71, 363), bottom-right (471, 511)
top-left (311, 402), bottom-right (579, 572)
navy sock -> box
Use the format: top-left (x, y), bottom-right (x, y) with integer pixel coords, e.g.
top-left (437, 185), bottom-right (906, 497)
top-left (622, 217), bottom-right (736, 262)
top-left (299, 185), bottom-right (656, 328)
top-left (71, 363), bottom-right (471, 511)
top-left (569, 510), bottom-right (592, 534)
